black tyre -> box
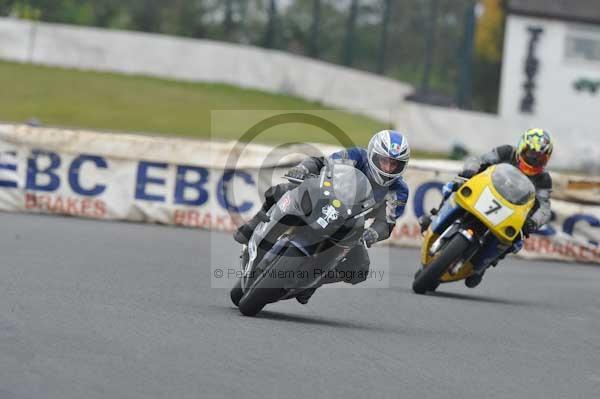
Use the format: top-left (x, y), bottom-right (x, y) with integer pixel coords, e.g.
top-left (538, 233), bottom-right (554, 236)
top-left (230, 279), bottom-right (243, 307)
top-left (238, 246), bottom-right (305, 316)
top-left (413, 235), bottom-right (469, 295)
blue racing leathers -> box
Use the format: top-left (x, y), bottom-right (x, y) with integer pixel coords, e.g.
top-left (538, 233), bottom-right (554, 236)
top-left (299, 147), bottom-right (409, 243)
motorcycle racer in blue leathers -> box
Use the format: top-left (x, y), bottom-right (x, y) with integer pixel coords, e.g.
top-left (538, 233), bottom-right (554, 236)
top-left (233, 130), bottom-right (411, 303)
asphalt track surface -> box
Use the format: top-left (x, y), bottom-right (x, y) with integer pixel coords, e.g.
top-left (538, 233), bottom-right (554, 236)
top-left (1, 212), bottom-right (599, 399)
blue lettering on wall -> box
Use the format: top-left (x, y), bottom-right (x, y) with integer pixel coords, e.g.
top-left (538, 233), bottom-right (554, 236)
top-left (135, 161), bottom-right (167, 201)
top-left (217, 170), bottom-right (255, 213)
top-left (563, 214), bottom-right (600, 245)
top-left (174, 165), bottom-right (209, 206)
top-left (0, 150), bottom-right (18, 188)
top-left (68, 155), bottom-right (108, 196)
top-left (26, 150), bottom-right (61, 192)
top-left (413, 181), bottom-right (444, 219)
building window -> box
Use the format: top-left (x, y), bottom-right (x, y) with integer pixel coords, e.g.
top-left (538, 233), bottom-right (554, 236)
top-left (565, 30), bottom-right (600, 63)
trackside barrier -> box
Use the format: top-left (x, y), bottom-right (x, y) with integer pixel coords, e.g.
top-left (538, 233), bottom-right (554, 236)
top-left (0, 125), bottom-right (598, 264)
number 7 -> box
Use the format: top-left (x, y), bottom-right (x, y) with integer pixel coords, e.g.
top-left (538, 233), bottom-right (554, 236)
top-left (485, 199), bottom-right (502, 215)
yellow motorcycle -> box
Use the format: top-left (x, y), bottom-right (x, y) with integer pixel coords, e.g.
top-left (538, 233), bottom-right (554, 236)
top-left (413, 163), bottom-right (536, 294)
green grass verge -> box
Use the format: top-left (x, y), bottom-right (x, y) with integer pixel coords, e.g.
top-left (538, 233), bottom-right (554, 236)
top-left (0, 60), bottom-right (446, 157)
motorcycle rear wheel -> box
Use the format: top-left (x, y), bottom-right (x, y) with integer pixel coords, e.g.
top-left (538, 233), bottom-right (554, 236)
top-left (413, 234), bottom-right (469, 295)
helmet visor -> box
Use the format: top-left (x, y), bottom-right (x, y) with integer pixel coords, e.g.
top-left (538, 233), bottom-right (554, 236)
top-left (521, 148), bottom-right (549, 167)
top-left (372, 153), bottom-right (407, 176)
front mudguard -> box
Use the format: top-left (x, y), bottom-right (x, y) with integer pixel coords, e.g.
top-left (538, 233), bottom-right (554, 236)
top-left (244, 186), bottom-right (308, 280)
top-left (422, 221), bottom-right (482, 269)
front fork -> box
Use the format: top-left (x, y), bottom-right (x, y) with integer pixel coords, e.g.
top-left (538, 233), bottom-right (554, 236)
top-left (427, 220), bottom-right (484, 273)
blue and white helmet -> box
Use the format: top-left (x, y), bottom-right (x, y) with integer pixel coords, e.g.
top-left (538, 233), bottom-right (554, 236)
top-left (367, 130), bottom-right (410, 186)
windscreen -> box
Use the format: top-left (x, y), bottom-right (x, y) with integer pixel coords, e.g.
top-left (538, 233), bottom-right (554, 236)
top-left (491, 163), bottom-right (535, 205)
top-left (330, 163), bottom-right (373, 207)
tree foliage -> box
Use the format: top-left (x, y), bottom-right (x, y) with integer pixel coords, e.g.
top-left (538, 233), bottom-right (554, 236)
top-left (475, 0), bottom-right (504, 62)
top-left (1, 0), bottom-right (505, 111)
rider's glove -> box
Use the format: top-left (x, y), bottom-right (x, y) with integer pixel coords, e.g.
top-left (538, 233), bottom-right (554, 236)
top-left (442, 181), bottom-right (459, 199)
top-left (286, 164), bottom-right (309, 181)
top-left (458, 168), bottom-right (477, 179)
top-left (362, 228), bottom-right (379, 248)
top-left (511, 239), bottom-right (524, 254)
top-left (522, 219), bottom-right (537, 237)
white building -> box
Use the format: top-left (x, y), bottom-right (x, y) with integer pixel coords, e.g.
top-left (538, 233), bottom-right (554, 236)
top-left (499, 0), bottom-right (600, 149)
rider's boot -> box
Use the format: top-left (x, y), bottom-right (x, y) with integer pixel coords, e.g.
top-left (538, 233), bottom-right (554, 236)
top-left (296, 287), bottom-right (317, 305)
top-left (466, 236), bottom-right (514, 288)
top-left (233, 210), bottom-right (270, 244)
top-left (465, 269), bottom-right (485, 288)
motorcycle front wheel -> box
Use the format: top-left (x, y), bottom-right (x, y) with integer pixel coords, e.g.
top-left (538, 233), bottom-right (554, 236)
top-left (412, 234), bottom-right (470, 295)
top-left (238, 246), bottom-right (305, 316)
top-left (230, 279), bottom-right (243, 307)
